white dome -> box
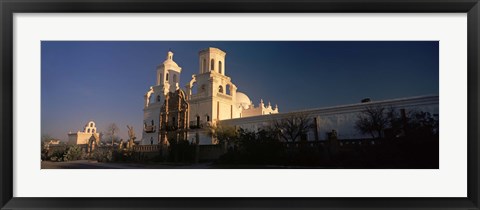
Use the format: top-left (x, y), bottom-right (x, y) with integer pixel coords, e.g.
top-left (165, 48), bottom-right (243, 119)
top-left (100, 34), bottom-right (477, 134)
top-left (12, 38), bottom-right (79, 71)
top-left (161, 51), bottom-right (180, 69)
top-left (236, 92), bottom-right (251, 109)
top-left (162, 59), bottom-right (180, 68)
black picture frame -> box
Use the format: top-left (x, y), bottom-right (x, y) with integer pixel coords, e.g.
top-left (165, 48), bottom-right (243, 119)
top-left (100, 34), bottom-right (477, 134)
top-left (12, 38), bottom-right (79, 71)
top-left (1, 0), bottom-right (479, 209)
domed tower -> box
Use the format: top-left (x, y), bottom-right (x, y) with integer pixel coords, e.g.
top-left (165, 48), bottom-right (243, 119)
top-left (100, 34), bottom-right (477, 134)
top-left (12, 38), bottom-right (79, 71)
top-left (157, 51), bottom-right (182, 94)
top-left (142, 50), bottom-right (183, 145)
top-left (144, 50), bottom-right (182, 108)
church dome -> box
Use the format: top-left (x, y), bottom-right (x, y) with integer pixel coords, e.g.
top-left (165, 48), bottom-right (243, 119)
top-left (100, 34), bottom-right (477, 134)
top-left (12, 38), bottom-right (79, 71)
top-left (236, 92), bottom-right (251, 109)
top-left (161, 51), bottom-right (180, 69)
top-left (162, 59), bottom-right (179, 68)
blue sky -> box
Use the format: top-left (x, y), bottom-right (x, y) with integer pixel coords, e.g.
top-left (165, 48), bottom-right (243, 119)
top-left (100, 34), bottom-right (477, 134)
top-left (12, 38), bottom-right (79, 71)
top-left (41, 41), bottom-right (439, 141)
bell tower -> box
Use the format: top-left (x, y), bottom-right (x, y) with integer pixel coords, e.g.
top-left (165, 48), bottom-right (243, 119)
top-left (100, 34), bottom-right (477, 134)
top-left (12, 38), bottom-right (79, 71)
top-left (187, 47), bottom-right (238, 127)
top-left (198, 47), bottom-right (226, 75)
top-left (156, 50), bottom-right (182, 94)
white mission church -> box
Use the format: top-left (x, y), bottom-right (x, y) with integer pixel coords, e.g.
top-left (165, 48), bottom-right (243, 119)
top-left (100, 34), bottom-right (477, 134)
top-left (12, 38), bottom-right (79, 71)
top-left (140, 47), bottom-right (438, 145)
top-left (141, 47), bottom-right (278, 145)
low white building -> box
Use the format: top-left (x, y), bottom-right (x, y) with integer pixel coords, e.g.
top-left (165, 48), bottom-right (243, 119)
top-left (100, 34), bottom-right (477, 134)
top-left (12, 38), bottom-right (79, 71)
top-left (67, 121), bottom-right (100, 145)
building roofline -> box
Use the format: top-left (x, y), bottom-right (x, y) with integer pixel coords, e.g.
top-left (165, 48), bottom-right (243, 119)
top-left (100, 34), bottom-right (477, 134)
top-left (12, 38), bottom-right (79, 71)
top-left (220, 95), bottom-right (439, 125)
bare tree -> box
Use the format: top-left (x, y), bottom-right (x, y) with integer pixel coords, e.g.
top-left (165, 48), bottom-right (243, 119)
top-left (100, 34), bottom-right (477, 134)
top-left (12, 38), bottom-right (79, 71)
top-left (355, 106), bottom-right (389, 139)
top-left (207, 122), bottom-right (238, 145)
top-left (272, 113), bottom-right (312, 143)
top-left (106, 123), bottom-right (119, 146)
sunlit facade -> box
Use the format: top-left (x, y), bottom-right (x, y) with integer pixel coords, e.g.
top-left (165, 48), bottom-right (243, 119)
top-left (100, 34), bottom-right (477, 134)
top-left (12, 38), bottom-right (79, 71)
top-left (141, 47), bottom-right (278, 145)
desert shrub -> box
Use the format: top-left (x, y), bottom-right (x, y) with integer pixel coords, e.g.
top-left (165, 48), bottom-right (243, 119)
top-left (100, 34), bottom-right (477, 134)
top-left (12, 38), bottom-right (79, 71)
top-left (91, 149), bottom-right (113, 162)
top-left (216, 128), bottom-right (286, 165)
top-left (49, 150), bottom-right (66, 162)
top-left (63, 145), bottom-right (85, 161)
top-left (111, 149), bottom-right (136, 162)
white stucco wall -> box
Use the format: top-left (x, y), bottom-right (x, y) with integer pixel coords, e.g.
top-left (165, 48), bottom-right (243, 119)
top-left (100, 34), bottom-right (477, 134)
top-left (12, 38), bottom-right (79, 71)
top-left (222, 95), bottom-right (439, 141)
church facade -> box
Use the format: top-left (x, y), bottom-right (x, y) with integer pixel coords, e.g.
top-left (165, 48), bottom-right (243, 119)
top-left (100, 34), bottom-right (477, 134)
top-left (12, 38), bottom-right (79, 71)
top-left (141, 47), bottom-right (278, 145)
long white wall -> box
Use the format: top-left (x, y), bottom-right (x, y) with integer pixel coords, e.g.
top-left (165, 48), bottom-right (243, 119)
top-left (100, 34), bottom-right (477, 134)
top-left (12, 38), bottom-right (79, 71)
top-left (220, 95), bottom-right (439, 141)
